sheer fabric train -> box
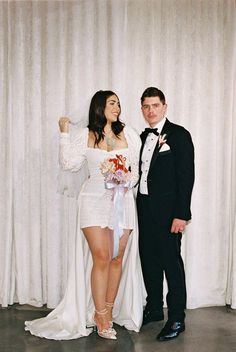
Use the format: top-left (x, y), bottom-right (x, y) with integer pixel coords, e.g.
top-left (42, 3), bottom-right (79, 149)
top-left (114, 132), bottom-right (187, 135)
top-left (25, 126), bottom-right (146, 340)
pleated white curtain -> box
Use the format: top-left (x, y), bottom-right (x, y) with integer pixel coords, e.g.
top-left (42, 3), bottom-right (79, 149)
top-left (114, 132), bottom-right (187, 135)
top-left (0, 0), bottom-right (235, 309)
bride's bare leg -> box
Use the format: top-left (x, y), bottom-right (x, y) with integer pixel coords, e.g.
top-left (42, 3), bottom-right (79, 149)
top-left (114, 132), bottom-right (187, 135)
top-left (82, 226), bottom-right (112, 332)
top-left (106, 229), bottom-right (131, 321)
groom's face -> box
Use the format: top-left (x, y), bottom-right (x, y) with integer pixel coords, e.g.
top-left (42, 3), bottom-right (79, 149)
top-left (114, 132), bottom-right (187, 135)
top-left (141, 96), bottom-right (167, 128)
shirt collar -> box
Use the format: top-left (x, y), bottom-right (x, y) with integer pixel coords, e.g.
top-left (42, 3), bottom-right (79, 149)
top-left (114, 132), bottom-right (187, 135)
top-left (152, 117), bottom-right (166, 133)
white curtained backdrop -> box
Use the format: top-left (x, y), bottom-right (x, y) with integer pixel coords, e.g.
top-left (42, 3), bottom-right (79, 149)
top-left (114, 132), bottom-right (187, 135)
top-left (0, 0), bottom-right (236, 309)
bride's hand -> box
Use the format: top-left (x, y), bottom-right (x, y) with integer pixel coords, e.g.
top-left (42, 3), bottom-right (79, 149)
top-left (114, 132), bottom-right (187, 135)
top-left (59, 117), bottom-right (70, 133)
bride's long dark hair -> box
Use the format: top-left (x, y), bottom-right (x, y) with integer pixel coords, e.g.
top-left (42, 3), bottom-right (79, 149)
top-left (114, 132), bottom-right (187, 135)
top-left (87, 90), bottom-right (125, 147)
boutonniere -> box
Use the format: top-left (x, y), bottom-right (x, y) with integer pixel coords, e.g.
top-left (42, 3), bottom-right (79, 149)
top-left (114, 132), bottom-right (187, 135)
top-left (158, 133), bottom-right (167, 147)
top-left (157, 133), bottom-right (171, 153)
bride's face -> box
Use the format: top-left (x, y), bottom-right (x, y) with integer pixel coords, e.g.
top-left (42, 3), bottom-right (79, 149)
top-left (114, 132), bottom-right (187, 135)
top-left (104, 95), bottom-right (121, 123)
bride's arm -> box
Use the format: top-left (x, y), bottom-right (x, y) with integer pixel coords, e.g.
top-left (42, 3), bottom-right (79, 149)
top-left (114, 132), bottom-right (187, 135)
top-left (59, 117), bottom-right (87, 172)
top-left (124, 126), bottom-right (141, 188)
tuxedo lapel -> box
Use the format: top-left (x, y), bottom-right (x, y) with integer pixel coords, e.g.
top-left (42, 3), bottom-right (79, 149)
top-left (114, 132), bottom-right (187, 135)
top-left (139, 131), bottom-right (148, 174)
top-left (149, 119), bottom-right (172, 171)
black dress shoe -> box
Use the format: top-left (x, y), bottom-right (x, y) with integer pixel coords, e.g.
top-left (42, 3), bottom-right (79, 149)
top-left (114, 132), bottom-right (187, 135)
top-left (142, 309), bottom-right (164, 326)
top-left (156, 321), bottom-right (185, 341)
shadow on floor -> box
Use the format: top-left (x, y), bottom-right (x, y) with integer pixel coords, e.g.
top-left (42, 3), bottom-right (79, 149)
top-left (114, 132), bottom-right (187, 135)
top-left (0, 304), bottom-right (235, 352)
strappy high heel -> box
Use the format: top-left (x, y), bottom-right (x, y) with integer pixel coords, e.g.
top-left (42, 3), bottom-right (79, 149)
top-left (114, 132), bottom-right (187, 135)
top-left (94, 308), bottom-right (117, 340)
top-left (105, 302), bottom-right (117, 335)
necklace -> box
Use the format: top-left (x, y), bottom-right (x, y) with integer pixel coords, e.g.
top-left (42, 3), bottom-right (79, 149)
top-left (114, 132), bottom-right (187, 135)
top-left (104, 130), bottom-right (116, 151)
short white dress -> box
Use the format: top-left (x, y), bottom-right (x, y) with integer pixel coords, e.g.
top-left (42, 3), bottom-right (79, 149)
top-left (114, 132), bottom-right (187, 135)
top-left (25, 125), bottom-right (146, 340)
top-left (59, 126), bottom-right (139, 231)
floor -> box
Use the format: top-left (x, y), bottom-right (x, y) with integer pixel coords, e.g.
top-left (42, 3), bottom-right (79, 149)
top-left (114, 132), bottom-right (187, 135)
top-left (0, 304), bottom-right (235, 352)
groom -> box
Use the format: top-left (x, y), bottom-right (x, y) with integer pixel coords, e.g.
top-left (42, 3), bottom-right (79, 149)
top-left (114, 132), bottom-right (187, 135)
top-left (137, 87), bottom-right (194, 341)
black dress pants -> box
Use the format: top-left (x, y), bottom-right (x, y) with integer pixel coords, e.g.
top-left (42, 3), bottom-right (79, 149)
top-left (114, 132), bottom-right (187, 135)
top-left (137, 193), bottom-right (186, 322)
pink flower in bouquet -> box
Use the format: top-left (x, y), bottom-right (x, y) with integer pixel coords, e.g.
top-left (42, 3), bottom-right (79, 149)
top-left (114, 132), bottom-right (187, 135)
top-left (100, 154), bottom-right (131, 185)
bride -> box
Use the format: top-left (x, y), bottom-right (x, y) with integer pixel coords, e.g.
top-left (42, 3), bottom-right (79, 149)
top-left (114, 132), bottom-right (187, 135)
top-left (25, 90), bottom-right (146, 340)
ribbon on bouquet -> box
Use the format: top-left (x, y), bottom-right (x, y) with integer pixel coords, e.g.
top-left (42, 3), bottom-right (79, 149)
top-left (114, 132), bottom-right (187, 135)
top-left (105, 181), bottom-right (130, 258)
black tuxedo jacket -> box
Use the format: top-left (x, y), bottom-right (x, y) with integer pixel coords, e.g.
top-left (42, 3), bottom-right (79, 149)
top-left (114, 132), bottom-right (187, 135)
top-left (139, 119), bottom-right (195, 229)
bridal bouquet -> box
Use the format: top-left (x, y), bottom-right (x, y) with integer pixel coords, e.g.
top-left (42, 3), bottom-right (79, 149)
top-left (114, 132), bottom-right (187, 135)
top-left (100, 154), bottom-right (131, 185)
top-left (100, 154), bottom-right (131, 258)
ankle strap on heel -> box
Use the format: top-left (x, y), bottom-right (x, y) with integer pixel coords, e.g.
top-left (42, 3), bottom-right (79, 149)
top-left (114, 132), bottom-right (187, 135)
top-left (105, 302), bottom-right (114, 308)
top-left (95, 308), bottom-right (108, 315)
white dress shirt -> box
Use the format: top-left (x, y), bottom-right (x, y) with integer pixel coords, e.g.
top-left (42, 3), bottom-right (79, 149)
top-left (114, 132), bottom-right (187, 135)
top-left (139, 117), bottom-right (166, 195)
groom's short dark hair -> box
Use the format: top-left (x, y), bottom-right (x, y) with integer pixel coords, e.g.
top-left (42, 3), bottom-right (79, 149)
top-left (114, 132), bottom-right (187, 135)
top-left (141, 87), bottom-right (166, 105)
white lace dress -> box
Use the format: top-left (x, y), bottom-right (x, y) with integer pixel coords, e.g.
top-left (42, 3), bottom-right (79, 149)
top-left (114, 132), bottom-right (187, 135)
top-left (25, 125), bottom-right (146, 340)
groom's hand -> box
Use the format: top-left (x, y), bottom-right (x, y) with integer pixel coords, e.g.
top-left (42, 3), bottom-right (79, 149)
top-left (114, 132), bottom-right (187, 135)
top-left (171, 218), bottom-right (187, 233)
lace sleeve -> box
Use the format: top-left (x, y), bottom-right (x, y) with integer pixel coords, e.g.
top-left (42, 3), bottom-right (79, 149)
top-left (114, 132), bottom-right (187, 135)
top-left (59, 128), bottom-right (87, 172)
top-left (124, 125), bottom-right (141, 188)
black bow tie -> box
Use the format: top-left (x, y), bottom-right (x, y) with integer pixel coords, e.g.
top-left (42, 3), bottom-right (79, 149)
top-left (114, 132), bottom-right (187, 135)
top-left (143, 128), bottom-right (159, 137)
